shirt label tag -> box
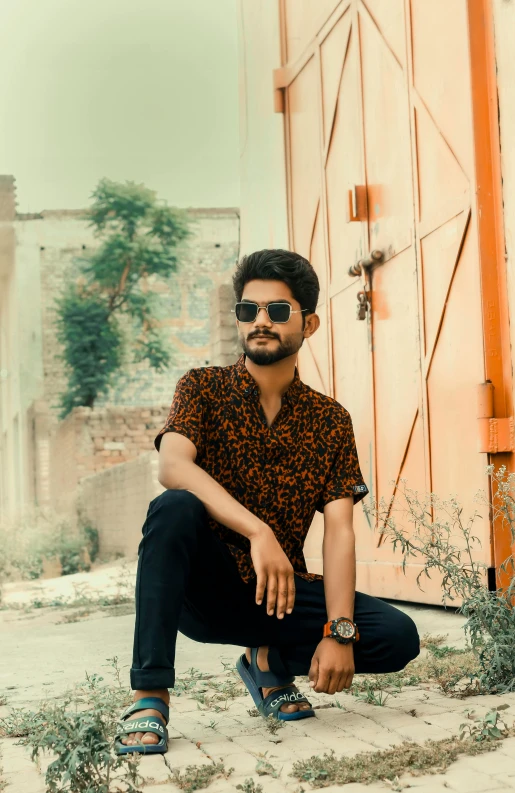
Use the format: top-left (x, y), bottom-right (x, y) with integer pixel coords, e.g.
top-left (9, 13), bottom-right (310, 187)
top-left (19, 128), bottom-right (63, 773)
top-left (353, 484), bottom-right (368, 493)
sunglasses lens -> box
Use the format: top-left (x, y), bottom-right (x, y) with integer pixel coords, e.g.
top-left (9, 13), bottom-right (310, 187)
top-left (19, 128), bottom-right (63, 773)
top-left (268, 304), bottom-right (290, 323)
top-left (236, 303), bottom-right (258, 322)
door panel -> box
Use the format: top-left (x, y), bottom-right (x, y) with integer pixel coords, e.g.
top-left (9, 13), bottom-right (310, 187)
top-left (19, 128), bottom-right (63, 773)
top-left (279, 0), bottom-right (506, 602)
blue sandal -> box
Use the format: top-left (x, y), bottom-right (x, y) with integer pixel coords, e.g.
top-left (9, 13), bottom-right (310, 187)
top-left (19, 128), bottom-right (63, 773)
top-left (114, 697), bottom-right (169, 755)
top-left (236, 649), bottom-right (315, 721)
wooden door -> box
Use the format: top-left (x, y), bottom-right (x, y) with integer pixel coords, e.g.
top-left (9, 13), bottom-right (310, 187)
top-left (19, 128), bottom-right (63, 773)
top-left (277, 0), bottom-right (512, 602)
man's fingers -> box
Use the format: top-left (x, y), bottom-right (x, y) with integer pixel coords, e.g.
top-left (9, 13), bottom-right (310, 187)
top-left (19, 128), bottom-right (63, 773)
top-left (266, 574), bottom-right (278, 615)
top-left (276, 574), bottom-right (289, 618)
top-left (308, 657), bottom-right (319, 689)
top-left (255, 572), bottom-right (267, 606)
top-left (286, 574), bottom-right (295, 614)
top-left (315, 667), bottom-right (331, 694)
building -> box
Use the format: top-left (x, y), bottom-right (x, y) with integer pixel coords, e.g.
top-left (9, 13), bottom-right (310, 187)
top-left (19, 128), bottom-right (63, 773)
top-left (0, 175), bottom-right (239, 521)
top-left (237, 0), bottom-right (515, 602)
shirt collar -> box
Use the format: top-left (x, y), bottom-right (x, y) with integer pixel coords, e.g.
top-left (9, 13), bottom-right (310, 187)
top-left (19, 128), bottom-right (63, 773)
top-left (234, 353), bottom-right (302, 407)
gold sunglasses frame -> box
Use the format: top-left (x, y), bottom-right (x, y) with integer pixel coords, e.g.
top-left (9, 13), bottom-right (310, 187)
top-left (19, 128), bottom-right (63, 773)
top-left (231, 302), bottom-right (310, 324)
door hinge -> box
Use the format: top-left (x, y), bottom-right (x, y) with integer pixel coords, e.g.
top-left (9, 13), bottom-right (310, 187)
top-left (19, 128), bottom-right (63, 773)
top-left (477, 381), bottom-right (515, 452)
top-left (273, 68), bottom-right (287, 113)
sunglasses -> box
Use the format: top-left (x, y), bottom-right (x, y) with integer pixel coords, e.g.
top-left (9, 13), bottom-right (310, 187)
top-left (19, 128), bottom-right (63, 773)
top-left (232, 302), bottom-right (310, 324)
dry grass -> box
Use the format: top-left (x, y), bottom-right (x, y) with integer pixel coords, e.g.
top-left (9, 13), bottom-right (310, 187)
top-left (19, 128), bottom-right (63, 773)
top-left (291, 730), bottom-right (512, 788)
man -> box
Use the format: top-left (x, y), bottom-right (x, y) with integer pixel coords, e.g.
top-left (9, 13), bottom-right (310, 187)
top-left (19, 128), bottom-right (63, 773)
top-left (115, 249), bottom-right (419, 754)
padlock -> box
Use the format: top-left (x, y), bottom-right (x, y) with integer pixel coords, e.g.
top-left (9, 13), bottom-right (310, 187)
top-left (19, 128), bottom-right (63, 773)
top-left (356, 291), bottom-right (368, 320)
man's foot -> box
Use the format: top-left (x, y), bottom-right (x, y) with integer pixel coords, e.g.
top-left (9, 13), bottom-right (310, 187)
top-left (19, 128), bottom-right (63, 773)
top-left (245, 647), bottom-right (311, 714)
top-left (119, 688), bottom-right (170, 746)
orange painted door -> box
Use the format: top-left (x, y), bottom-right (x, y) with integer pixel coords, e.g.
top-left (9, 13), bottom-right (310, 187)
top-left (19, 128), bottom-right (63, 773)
top-left (278, 0), bottom-right (511, 602)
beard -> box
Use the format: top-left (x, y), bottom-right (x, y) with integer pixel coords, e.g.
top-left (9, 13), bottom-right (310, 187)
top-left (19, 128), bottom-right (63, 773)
top-left (240, 331), bottom-right (304, 366)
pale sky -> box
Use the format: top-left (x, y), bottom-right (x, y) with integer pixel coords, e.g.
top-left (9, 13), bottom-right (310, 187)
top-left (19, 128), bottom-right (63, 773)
top-left (0, 0), bottom-right (240, 213)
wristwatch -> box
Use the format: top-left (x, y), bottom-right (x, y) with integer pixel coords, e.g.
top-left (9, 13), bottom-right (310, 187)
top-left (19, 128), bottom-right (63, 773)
top-left (323, 617), bottom-right (359, 644)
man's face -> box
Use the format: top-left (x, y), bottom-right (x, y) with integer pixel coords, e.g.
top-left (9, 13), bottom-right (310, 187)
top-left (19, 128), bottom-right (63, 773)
top-left (237, 279), bottom-right (317, 366)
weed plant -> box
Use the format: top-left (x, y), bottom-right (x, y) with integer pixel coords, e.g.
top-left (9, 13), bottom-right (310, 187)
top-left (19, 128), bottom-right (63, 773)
top-left (292, 709), bottom-right (514, 788)
top-left (236, 781), bottom-right (263, 793)
top-left (0, 505), bottom-right (99, 586)
top-left (166, 761), bottom-right (233, 792)
top-left (171, 663), bottom-right (246, 712)
top-left (363, 464), bottom-right (515, 693)
top-left (0, 657), bottom-right (143, 793)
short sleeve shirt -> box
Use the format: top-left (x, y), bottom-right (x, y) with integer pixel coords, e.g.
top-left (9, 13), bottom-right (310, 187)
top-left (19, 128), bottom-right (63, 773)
top-left (154, 353), bottom-right (369, 583)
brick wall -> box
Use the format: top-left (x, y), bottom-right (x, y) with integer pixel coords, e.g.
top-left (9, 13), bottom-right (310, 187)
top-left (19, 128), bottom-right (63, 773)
top-left (209, 282), bottom-right (240, 365)
top-left (25, 207), bottom-right (240, 422)
top-left (49, 404), bottom-right (170, 513)
top-left (77, 452), bottom-right (165, 558)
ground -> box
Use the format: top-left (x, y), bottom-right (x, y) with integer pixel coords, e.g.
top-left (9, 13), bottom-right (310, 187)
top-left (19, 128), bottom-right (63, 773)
top-left (1, 558), bottom-right (515, 793)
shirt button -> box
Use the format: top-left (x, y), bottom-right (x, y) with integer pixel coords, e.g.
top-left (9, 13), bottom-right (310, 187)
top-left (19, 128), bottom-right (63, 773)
top-left (253, 389), bottom-right (258, 395)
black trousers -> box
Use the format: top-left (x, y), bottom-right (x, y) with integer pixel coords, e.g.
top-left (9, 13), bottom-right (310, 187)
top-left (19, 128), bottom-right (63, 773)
top-left (130, 489), bottom-right (420, 690)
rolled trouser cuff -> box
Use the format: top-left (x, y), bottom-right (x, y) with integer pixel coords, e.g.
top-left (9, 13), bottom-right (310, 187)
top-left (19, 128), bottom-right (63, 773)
top-left (130, 666), bottom-right (175, 690)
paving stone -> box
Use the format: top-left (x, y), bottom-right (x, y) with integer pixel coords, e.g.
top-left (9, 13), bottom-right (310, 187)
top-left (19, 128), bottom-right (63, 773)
top-left (498, 736), bottom-right (515, 758)
top-left (6, 558), bottom-right (515, 793)
top-left (443, 762), bottom-right (504, 792)
top-left (1, 771), bottom-right (46, 793)
top-left (462, 748), bottom-right (515, 774)
top-left (490, 776), bottom-right (515, 790)
top-left (133, 754), bottom-right (171, 783)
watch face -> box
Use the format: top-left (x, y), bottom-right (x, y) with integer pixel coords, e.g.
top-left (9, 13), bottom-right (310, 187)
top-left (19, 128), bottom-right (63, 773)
top-left (335, 619), bottom-right (355, 639)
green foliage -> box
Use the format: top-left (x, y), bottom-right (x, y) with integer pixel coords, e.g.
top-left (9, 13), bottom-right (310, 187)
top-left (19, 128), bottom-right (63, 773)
top-left (0, 507), bottom-right (99, 582)
top-left (83, 524), bottom-right (100, 563)
top-left (167, 762), bottom-right (233, 792)
top-left (0, 658), bottom-right (143, 792)
top-left (291, 731), bottom-right (508, 789)
top-left (55, 178), bottom-right (190, 418)
top-left (55, 289), bottom-right (124, 417)
top-left (236, 781), bottom-right (263, 793)
top-left (460, 705), bottom-right (510, 742)
top-left (363, 463), bottom-right (515, 694)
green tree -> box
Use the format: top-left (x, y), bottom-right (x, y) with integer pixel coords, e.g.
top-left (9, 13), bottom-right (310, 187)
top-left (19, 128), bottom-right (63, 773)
top-left (54, 179), bottom-right (190, 418)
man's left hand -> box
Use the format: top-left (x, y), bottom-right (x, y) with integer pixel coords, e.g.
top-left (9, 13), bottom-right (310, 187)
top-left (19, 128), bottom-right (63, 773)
top-left (308, 638), bottom-right (355, 694)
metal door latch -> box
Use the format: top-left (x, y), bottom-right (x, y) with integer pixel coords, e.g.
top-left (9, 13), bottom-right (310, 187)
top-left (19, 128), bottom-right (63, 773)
top-left (348, 250), bottom-right (384, 277)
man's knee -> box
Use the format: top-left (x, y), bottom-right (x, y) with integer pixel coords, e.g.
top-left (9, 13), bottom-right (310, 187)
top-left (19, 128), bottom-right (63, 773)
top-left (152, 488), bottom-right (205, 515)
top-left (389, 611), bottom-right (420, 670)
top-left (145, 489), bottom-right (206, 539)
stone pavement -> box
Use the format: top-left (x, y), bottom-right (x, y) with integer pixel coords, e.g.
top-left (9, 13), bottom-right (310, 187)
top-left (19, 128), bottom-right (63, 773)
top-left (1, 558), bottom-right (515, 792)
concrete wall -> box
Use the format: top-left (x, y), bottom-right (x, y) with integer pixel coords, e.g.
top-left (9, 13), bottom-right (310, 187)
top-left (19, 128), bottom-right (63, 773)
top-left (237, 0), bottom-right (289, 254)
top-left (77, 452), bottom-right (165, 559)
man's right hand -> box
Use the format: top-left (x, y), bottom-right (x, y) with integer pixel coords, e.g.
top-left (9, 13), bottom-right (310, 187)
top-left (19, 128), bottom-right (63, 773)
top-left (250, 527), bottom-right (295, 619)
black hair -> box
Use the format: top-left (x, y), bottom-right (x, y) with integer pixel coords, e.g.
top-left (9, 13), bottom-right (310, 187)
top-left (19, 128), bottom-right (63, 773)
top-left (232, 249), bottom-right (319, 321)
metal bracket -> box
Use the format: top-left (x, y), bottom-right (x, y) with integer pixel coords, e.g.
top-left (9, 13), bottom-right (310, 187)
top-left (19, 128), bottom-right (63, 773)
top-left (477, 381), bottom-right (515, 452)
top-left (347, 185), bottom-right (368, 222)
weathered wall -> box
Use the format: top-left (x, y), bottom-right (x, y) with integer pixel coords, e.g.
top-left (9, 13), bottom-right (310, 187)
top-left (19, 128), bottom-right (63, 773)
top-left (0, 198), bottom-right (240, 518)
top-left (237, 0), bottom-right (289, 254)
top-left (32, 207), bottom-right (240, 418)
top-left (77, 452), bottom-right (165, 558)
top-left (209, 283), bottom-right (240, 366)
top-left (49, 404), bottom-right (168, 514)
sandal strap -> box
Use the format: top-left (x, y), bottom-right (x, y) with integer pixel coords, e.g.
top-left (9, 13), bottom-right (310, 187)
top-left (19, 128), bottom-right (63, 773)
top-left (115, 716), bottom-right (166, 741)
top-left (249, 648), bottom-right (295, 688)
top-left (259, 685), bottom-right (312, 717)
top-left (119, 696), bottom-right (169, 725)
